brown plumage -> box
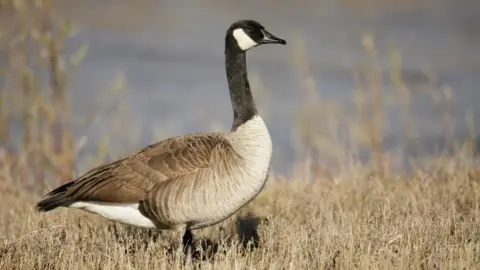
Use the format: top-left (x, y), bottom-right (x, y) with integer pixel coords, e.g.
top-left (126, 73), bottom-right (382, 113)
top-left (38, 133), bottom-right (237, 227)
top-left (36, 19), bottom-right (286, 249)
top-left (64, 134), bottom-right (229, 204)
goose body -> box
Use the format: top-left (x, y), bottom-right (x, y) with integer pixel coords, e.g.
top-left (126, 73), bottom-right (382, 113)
top-left (36, 19), bottom-right (286, 243)
top-left (65, 116), bottom-right (270, 230)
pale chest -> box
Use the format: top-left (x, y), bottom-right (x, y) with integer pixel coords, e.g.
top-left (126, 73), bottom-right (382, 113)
top-left (187, 116), bottom-right (272, 229)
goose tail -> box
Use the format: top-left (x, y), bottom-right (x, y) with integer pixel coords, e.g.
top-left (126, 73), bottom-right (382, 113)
top-left (36, 182), bottom-right (74, 212)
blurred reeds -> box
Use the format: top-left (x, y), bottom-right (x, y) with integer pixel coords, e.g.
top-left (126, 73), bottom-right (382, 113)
top-left (0, 1), bottom-right (479, 269)
top-left (0, 0), bottom-right (131, 194)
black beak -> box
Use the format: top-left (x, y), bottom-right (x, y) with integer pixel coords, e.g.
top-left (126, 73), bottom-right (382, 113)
top-left (260, 29), bottom-right (287, 45)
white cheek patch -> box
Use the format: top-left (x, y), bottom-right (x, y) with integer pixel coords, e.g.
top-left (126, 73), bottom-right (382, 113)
top-left (233, 28), bottom-right (258, 51)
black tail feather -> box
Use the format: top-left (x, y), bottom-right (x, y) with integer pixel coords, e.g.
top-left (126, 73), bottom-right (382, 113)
top-left (36, 182), bottom-right (75, 212)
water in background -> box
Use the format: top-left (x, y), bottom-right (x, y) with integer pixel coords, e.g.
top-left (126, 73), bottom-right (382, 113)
top-left (53, 0), bottom-right (480, 175)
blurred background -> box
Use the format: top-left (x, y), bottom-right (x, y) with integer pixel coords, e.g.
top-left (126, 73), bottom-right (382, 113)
top-left (1, 0), bottom-right (479, 192)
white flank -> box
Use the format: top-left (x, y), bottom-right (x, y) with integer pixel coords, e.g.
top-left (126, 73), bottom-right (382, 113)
top-left (232, 28), bottom-right (258, 51)
top-left (70, 202), bottom-right (156, 228)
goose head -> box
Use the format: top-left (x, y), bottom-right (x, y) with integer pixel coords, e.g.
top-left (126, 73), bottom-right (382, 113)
top-left (227, 20), bottom-right (286, 52)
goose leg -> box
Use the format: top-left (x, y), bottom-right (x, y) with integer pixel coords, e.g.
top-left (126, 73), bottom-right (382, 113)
top-left (171, 224), bottom-right (196, 264)
top-left (172, 224), bottom-right (188, 254)
top-left (182, 229), bottom-right (194, 247)
top-left (182, 229), bottom-right (195, 263)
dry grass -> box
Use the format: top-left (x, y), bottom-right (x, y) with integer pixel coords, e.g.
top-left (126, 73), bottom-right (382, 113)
top-left (1, 163), bottom-right (480, 269)
top-left (1, 1), bottom-right (480, 269)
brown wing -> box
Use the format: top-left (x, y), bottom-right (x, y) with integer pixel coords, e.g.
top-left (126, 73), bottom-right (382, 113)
top-left (63, 133), bottom-right (230, 203)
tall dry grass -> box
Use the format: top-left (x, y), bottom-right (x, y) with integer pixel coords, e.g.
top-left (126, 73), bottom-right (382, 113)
top-left (1, 163), bottom-right (479, 269)
top-left (0, 1), bottom-right (479, 269)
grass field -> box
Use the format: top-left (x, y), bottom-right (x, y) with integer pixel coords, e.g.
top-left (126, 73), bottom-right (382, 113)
top-left (1, 1), bottom-right (479, 269)
top-left (1, 163), bottom-right (480, 269)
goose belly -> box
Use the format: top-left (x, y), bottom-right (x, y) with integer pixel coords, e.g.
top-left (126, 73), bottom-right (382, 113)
top-left (187, 169), bottom-right (270, 230)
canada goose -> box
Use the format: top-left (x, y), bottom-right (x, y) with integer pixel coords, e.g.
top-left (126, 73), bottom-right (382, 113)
top-left (36, 19), bottom-right (286, 249)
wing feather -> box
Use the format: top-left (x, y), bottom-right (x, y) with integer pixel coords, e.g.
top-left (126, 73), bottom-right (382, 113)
top-left (61, 133), bottom-right (233, 203)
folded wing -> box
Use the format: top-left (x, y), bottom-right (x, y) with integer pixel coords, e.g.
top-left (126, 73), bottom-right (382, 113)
top-left (43, 133), bottom-right (233, 205)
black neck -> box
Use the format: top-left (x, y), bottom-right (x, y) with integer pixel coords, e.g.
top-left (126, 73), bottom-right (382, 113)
top-left (225, 41), bottom-right (258, 131)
